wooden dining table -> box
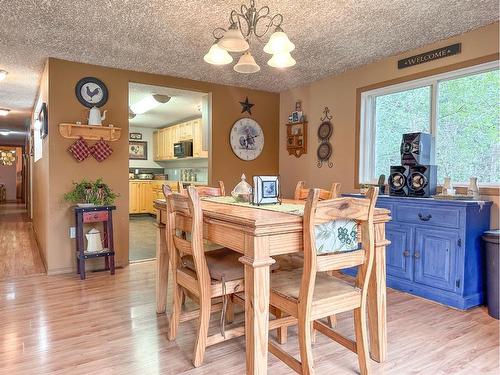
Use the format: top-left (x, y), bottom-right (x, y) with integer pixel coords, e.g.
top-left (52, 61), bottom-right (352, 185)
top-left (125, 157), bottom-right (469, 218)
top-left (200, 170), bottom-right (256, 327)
top-left (154, 198), bottom-right (391, 375)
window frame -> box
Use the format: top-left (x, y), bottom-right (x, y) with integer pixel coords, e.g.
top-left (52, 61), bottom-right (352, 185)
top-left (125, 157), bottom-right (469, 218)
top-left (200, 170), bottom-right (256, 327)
top-left (359, 60), bottom-right (499, 187)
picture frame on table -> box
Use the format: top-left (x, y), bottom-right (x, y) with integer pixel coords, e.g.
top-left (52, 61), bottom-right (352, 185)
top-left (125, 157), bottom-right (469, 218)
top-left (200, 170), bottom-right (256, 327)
top-left (252, 175), bottom-right (281, 205)
top-left (129, 141), bottom-right (147, 160)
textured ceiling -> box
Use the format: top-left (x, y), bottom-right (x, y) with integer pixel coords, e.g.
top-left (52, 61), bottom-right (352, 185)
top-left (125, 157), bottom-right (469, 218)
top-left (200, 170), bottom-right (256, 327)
top-left (0, 0), bottom-right (498, 141)
top-left (129, 83), bottom-right (206, 128)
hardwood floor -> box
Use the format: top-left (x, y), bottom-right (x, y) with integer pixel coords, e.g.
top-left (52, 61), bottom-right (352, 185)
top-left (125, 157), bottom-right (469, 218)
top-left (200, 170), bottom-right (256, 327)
top-left (0, 203), bottom-right (45, 280)
top-left (0, 261), bottom-right (498, 374)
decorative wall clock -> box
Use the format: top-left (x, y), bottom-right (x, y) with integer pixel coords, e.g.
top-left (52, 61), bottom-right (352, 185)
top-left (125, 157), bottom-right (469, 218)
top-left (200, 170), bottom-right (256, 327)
top-left (75, 77), bottom-right (109, 108)
top-left (317, 107), bottom-right (333, 168)
top-left (229, 118), bottom-right (264, 161)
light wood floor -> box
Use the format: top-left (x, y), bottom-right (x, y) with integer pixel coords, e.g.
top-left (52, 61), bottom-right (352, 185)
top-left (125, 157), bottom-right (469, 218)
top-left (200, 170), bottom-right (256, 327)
top-left (0, 260), bottom-right (498, 375)
top-left (0, 203), bottom-right (45, 280)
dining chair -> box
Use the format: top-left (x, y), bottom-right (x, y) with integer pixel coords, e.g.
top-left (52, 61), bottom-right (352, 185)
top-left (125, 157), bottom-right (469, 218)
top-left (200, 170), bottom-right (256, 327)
top-left (289, 181), bottom-right (342, 327)
top-left (269, 187), bottom-right (378, 375)
top-left (294, 181), bottom-right (341, 201)
top-left (166, 186), bottom-right (246, 367)
top-left (178, 181), bottom-right (225, 197)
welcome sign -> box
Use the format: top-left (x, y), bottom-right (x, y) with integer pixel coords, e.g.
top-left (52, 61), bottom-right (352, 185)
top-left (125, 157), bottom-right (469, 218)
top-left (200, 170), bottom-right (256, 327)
top-left (398, 43), bottom-right (461, 69)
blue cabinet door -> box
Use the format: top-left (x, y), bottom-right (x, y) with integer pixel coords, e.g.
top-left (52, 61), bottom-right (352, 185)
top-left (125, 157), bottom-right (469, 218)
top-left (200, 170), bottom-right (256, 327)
top-left (386, 224), bottom-right (413, 281)
top-left (414, 228), bottom-right (458, 292)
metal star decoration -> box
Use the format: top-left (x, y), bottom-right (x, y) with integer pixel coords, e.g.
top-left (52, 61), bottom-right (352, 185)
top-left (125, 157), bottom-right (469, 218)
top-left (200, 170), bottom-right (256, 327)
top-left (239, 97), bottom-right (254, 115)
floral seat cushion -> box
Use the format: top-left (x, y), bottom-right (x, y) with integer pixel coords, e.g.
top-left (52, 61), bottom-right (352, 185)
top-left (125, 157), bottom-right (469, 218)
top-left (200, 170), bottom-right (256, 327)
top-left (314, 219), bottom-right (359, 255)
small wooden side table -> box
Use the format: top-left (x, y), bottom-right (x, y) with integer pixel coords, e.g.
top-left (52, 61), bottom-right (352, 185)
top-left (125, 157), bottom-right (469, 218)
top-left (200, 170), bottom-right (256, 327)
top-left (74, 205), bottom-right (116, 280)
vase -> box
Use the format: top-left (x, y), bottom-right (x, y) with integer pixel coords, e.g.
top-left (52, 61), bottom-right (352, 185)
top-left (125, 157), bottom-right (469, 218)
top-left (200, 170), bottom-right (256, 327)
top-left (467, 177), bottom-right (480, 199)
top-left (442, 177), bottom-right (452, 195)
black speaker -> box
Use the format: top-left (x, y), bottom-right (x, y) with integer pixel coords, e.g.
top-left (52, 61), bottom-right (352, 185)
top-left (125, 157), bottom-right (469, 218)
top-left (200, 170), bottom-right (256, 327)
top-left (407, 165), bottom-right (437, 198)
top-left (388, 165), bottom-right (410, 196)
top-left (400, 132), bottom-right (434, 166)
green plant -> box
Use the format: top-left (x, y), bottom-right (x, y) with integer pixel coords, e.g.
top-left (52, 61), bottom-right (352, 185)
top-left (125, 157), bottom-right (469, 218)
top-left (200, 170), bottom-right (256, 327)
top-left (64, 178), bottom-right (118, 206)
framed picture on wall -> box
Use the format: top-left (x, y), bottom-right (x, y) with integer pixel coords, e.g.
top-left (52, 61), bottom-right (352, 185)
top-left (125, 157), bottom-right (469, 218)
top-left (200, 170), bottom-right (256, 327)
top-left (129, 132), bottom-right (142, 140)
top-left (129, 141), bottom-right (147, 160)
top-left (39, 103), bottom-right (48, 139)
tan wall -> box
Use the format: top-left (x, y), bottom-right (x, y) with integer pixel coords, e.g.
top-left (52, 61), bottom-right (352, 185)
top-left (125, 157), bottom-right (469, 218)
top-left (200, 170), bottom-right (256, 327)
top-left (279, 22), bottom-right (499, 228)
top-left (40, 58), bottom-right (279, 274)
top-left (31, 61), bottom-right (49, 269)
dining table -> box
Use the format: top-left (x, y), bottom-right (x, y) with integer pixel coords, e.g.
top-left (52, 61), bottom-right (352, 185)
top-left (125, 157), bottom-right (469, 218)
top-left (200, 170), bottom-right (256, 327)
top-left (154, 197), bottom-right (391, 375)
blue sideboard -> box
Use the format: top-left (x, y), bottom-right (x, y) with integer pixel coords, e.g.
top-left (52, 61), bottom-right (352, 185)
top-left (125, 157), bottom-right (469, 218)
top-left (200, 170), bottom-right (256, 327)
top-left (344, 195), bottom-right (492, 310)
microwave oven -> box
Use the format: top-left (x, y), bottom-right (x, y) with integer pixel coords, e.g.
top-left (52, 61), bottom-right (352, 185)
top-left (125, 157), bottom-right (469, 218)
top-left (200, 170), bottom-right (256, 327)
top-left (174, 141), bottom-right (193, 158)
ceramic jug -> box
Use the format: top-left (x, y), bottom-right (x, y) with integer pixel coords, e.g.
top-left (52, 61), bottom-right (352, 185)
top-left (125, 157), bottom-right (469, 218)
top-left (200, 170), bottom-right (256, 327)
top-left (88, 107), bottom-right (107, 126)
top-left (86, 228), bottom-right (103, 253)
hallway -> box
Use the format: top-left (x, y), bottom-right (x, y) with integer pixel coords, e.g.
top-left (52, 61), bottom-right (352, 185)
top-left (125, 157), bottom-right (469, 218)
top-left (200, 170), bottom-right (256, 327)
top-left (0, 203), bottom-right (45, 280)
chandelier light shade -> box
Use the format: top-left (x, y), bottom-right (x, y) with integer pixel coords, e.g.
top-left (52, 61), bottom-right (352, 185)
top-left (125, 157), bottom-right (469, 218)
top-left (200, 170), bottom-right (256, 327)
top-left (0, 150), bottom-right (16, 166)
top-left (130, 94), bottom-right (171, 115)
top-left (263, 29), bottom-right (295, 54)
top-left (205, 0), bottom-right (296, 73)
top-left (234, 51), bottom-right (261, 74)
top-left (203, 43), bottom-right (233, 65)
top-left (218, 25), bottom-right (249, 53)
top-left (267, 51), bottom-right (296, 68)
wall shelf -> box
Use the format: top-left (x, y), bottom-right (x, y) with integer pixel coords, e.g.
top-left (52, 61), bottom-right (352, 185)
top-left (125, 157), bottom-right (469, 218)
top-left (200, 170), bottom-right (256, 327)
top-left (58, 123), bottom-right (122, 141)
top-left (286, 121), bottom-right (307, 157)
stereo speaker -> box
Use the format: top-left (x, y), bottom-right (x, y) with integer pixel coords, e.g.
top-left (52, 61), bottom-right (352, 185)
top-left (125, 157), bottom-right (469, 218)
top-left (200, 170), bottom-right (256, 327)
top-left (407, 165), bottom-right (437, 198)
top-left (400, 132), bottom-right (434, 166)
top-left (388, 165), bottom-right (410, 197)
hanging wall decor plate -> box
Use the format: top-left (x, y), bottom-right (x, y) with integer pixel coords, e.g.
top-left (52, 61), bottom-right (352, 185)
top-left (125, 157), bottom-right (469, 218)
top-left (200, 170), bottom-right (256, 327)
top-left (229, 118), bottom-right (264, 161)
top-left (317, 107), bottom-right (333, 168)
top-left (75, 77), bottom-right (109, 108)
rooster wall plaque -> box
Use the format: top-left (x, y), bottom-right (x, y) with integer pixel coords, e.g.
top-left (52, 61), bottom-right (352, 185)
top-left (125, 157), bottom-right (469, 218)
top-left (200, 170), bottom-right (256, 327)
top-left (75, 77), bottom-right (109, 108)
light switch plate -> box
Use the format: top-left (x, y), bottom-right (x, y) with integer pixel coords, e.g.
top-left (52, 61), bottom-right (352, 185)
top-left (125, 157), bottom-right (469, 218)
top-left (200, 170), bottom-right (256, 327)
top-left (69, 227), bottom-right (76, 239)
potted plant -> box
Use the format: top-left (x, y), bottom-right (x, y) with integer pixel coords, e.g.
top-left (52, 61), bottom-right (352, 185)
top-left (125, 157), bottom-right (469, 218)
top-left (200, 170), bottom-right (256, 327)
top-left (64, 178), bottom-right (118, 207)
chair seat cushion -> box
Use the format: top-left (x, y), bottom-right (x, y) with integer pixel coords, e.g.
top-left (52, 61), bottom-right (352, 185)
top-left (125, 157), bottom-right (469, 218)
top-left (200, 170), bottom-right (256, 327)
top-left (182, 248), bottom-right (279, 282)
top-left (270, 268), bottom-right (361, 313)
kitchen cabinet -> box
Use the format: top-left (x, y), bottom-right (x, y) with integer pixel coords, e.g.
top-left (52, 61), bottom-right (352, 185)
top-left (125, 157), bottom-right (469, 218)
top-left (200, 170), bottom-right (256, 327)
top-left (193, 118), bottom-right (208, 158)
top-left (153, 118), bottom-right (207, 161)
top-left (129, 180), bottom-right (178, 215)
top-left (343, 195), bottom-right (492, 310)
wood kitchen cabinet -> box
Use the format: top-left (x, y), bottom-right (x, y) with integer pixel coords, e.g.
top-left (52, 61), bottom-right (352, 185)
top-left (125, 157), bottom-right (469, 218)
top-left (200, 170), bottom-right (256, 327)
top-left (153, 118), bottom-right (207, 161)
top-left (130, 180), bottom-right (178, 215)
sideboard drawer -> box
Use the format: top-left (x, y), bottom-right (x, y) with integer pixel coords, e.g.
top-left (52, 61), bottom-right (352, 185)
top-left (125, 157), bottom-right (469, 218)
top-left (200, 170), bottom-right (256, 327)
top-left (395, 205), bottom-right (460, 228)
top-left (83, 211), bottom-right (109, 223)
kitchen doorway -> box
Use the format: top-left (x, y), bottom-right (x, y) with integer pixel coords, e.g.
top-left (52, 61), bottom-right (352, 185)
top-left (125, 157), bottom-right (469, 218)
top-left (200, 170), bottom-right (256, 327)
top-left (128, 83), bottom-right (211, 262)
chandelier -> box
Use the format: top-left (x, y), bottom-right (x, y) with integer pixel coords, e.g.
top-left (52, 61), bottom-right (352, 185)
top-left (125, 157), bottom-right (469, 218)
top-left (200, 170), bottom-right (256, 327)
top-left (0, 149), bottom-right (15, 166)
top-left (204, 0), bottom-right (295, 73)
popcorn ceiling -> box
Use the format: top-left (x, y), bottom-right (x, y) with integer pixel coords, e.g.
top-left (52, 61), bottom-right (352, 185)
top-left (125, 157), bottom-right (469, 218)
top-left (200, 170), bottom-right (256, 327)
top-left (0, 0), bottom-right (497, 134)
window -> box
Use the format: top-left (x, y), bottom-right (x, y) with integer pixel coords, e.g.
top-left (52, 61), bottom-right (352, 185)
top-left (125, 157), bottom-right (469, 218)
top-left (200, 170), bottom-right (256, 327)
top-left (359, 61), bottom-right (500, 186)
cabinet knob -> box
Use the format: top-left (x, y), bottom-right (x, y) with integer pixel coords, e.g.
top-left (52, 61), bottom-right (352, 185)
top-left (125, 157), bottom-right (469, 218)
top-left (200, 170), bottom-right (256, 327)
top-left (414, 251), bottom-right (421, 259)
top-left (403, 250), bottom-right (410, 257)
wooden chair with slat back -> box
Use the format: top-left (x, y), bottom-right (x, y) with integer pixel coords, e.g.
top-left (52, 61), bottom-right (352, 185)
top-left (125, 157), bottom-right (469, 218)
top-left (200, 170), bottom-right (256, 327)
top-left (287, 181), bottom-right (342, 329)
top-left (166, 186), bottom-right (246, 367)
top-left (294, 180), bottom-right (341, 201)
top-left (178, 181), bottom-right (225, 197)
top-left (269, 187), bottom-right (378, 375)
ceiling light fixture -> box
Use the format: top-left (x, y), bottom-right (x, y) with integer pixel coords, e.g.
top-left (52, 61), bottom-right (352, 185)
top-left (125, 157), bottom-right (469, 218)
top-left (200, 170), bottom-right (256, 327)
top-left (204, 0), bottom-right (296, 74)
top-left (0, 109), bottom-right (10, 116)
top-left (0, 70), bottom-right (8, 81)
top-left (129, 94), bottom-right (171, 115)
top-left (0, 150), bottom-right (16, 166)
